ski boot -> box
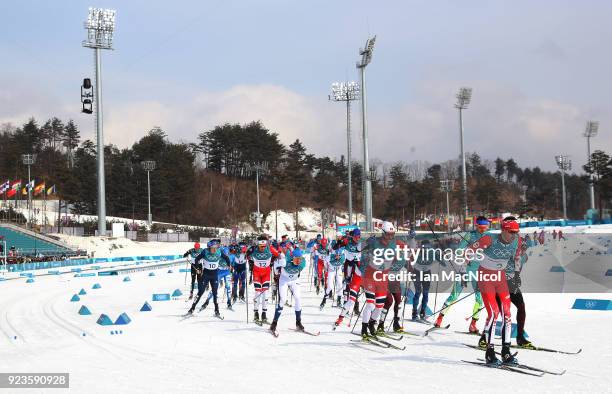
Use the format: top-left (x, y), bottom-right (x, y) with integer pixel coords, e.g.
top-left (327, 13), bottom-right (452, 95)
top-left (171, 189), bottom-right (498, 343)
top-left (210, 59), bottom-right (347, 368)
top-left (261, 311), bottom-right (268, 324)
top-left (334, 315), bottom-right (344, 327)
top-left (368, 319), bottom-right (378, 337)
top-left (188, 292), bottom-right (193, 300)
top-left (376, 321), bottom-right (386, 336)
top-left (227, 301), bottom-right (233, 311)
top-left (336, 296), bottom-right (342, 308)
top-left (392, 317), bottom-right (402, 333)
top-left (501, 343), bottom-right (517, 365)
top-left (316, 284), bottom-right (320, 295)
top-left (411, 309), bottom-right (418, 321)
top-left (186, 307), bottom-right (194, 315)
top-left (419, 310), bottom-right (427, 321)
top-left (214, 307), bottom-right (222, 318)
top-left (516, 335), bottom-right (534, 349)
top-left (296, 319), bottom-right (305, 332)
top-left (319, 296), bottom-right (327, 309)
top-left (269, 320), bottom-right (278, 333)
top-left (361, 322), bottom-right (369, 339)
top-left (254, 310), bottom-right (260, 323)
top-left (434, 313), bottom-right (444, 328)
top-left (199, 299), bottom-right (209, 312)
top-left (485, 346), bottom-right (500, 365)
top-left (478, 333), bottom-right (487, 349)
top-left (468, 318), bottom-right (479, 334)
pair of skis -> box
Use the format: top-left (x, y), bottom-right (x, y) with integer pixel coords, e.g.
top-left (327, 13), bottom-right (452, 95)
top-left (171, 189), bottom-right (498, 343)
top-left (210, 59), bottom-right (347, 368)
top-left (465, 358), bottom-right (566, 376)
top-left (350, 333), bottom-right (406, 350)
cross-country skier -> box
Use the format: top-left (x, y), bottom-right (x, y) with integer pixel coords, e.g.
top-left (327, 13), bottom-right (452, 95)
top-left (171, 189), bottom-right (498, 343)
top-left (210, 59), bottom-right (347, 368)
top-left (248, 236), bottom-right (280, 324)
top-left (359, 221), bottom-right (397, 338)
top-left (320, 246), bottom-right (345, 309)
top-left (183, 242), bottom-right (203, 300)
top-left (334, 228), bottom-right (363, 327)
top-left (313, 238), bottom-right (330, 294)
top-left (410, 239), bottom-right (446, 321)
top-left (435, 216), bottom-right (489, 332)
top-left (269, 248), bottom-right (307, 334)
top-left (377, 236), bottom-right (414, 333)
top-left (464, 218), bottom-right (523, 365)
top-left (231, 244), bottom-right (248, 303)
top-left (187, 240), bottom-right (230, 317)
top-left (200, 245), bottom-right (234, 311)
top-left (502, 216), bottom-right (533, 349)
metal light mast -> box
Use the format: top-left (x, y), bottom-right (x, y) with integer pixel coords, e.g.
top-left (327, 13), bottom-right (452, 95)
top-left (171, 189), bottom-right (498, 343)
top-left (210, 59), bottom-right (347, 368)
top-left (356, 35), bottom-right (376, 231)
top-left (555, 155), bottom-right (572, 220)
top-left (440, 179), bottom-right (454, 233)
top-left (21, 154), bottom-right (36, 229)
top-left (141, 161), bottom-right (156, 226)
top-left (83, 7), bottom-right (116, 236)
top-left (455, 87), bottom-right (472, 229)
top-left (583, 121), bottom-right (599, 210)
top-left (329, 81), bottom-right (360, 225)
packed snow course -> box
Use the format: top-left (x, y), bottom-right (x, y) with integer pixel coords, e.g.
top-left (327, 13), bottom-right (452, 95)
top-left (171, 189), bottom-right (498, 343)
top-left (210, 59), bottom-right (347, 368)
top-left (1, 254), bottom-right (610, 394)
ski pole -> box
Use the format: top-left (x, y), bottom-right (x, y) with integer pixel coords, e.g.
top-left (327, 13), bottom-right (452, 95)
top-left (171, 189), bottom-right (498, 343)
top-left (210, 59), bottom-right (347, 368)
top-left (350, 297), bottom-right (366, 334)
top-left (465, 306), bottom-right (485, 321)
top-left (429, 289), bottom-right (476, 317)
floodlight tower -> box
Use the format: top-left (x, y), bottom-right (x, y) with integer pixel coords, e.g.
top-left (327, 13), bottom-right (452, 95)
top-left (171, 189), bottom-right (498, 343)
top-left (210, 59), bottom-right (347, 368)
top-left (356, 36), bottom-right (376, 231)
top-left (245, 162), bottom-right (269, 230)
top-left (141, 161), bottom-right (156, 226)
top-left (555, 155), bottom-right (572, 220)
top-left (83, 7), bottom-right (116, 236)
top-left (21, 154), bottom-right (36, 229)
top-left (329, 81), bottom-right (360, 225)
top-left (455, 87), bottom-right (472, 229)
top-left (440, 179), bottom-right (455, 233)
top-left (583, 121), bottom-right (599, 210)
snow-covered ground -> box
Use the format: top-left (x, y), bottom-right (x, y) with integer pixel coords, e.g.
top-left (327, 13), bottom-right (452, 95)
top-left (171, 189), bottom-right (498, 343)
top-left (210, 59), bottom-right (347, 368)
top-left (1, 255), bottom-right (610, 393)
top-left (52, 233), bottom-right (193, 259)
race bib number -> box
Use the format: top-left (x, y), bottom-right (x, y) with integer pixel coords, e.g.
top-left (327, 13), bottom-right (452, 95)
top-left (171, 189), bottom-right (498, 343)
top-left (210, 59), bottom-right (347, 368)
top-left (205, 262), bottom-right (218, 270)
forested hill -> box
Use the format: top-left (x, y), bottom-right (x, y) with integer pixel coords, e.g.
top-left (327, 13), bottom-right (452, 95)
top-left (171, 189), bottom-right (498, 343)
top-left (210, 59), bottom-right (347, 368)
top-left (1, 118), bottom-right (610, 227)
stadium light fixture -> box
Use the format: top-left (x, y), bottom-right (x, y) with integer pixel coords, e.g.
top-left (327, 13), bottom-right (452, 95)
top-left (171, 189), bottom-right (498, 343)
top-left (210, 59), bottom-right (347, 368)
top-left (455, 87), bottom-right (472, 229)
top-left (329, 81), bottom-right (360, 225)
top-left (82, 7), bottom-right (116, 237)
top-left (583, 121), bottom-right (599, 210)
top-left (356, 36), bottom-right (376, 231)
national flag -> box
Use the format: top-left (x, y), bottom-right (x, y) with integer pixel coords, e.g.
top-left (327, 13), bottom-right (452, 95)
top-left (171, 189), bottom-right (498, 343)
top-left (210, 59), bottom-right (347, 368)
top-left (47, 185), bottom-right (56, 195)
top-left (26, 179), bottom-right (35, 191)
top-left (10, 180), bottom-right (21, 190)
top-left (0, 180), bottom-right (9, 195)
top-left (7, 189), bottom-right (16, 198)
top-left (22, 187), bottom-right (28, 196)
top-left (34, 182), bottom-right (45, 196)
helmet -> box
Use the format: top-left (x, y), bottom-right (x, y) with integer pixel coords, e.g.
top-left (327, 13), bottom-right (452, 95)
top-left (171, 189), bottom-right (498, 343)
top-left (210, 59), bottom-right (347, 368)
top-left (194, 242), bottom-right (200, 249)
top-left (409, 229), bottom-right (416, 238)
top-left (501, 220), bottom-right (519, 233)
top-left (207, 240), bottom-right (218, 248)
top-left (257, 239), bottom-right (267, 247)
top-left (351, 228), bottom-right (361, 237)
top-left (291, 248), bottom-right (303, 258)
top-left (476, 216), bottom-right (490, 226)
top-left (316, 234), bottom-right (322, 239)
top-left (382, 221), bottom-right (395, 234)
top-left (321, 238), bottom-right (328, 247)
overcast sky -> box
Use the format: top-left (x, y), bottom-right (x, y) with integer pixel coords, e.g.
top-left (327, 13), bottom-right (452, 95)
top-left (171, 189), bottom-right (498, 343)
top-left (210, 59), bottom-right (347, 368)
top-left (1, 0), bottom-right (610, 172)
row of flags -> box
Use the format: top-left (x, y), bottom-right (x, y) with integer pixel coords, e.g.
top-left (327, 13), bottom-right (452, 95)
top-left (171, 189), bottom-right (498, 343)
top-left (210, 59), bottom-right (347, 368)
top-left (0, 180), bottom-right (56, 198)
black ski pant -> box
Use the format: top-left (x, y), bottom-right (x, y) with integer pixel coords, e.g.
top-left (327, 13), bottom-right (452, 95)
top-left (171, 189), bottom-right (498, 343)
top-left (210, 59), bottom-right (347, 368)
top-left (191, 269), bottom-right (219, 311)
